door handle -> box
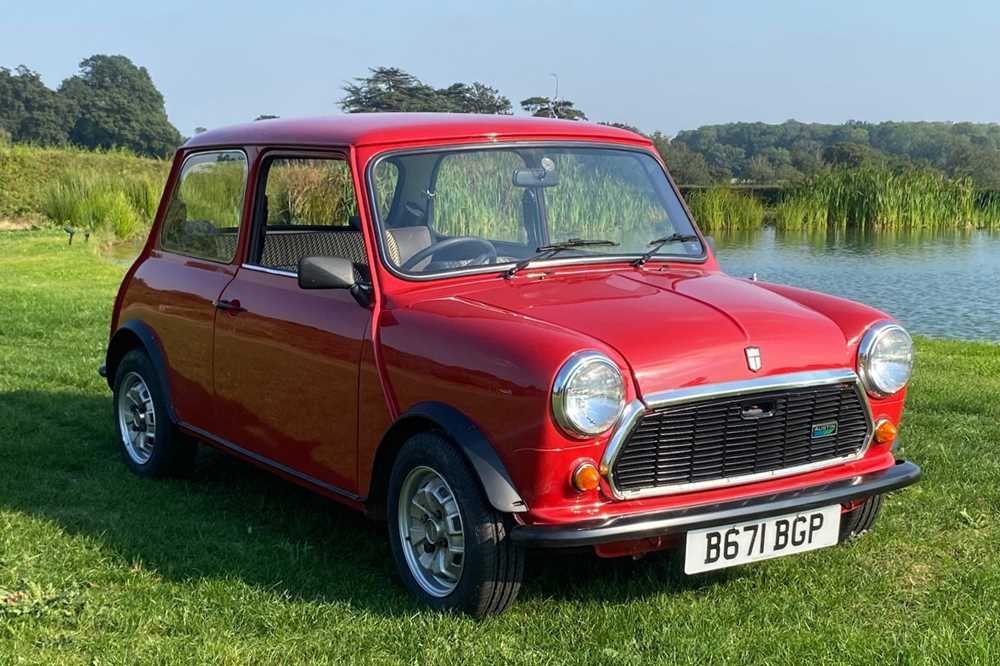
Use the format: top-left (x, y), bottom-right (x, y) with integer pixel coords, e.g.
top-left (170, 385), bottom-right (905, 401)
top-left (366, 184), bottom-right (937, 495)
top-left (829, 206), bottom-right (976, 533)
top-left (214, 298), bottom-right (245, 313)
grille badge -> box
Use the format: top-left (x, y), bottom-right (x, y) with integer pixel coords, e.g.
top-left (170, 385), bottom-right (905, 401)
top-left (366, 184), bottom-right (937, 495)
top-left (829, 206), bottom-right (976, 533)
top-left (745, 346), bottom-right (762, 372)
top-left (811, 420), bottom-right (839, 439)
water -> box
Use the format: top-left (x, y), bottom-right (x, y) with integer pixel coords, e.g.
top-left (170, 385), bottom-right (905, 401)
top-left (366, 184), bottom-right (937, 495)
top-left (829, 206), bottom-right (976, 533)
top-left (714, 227), bottom-right (1000, 342)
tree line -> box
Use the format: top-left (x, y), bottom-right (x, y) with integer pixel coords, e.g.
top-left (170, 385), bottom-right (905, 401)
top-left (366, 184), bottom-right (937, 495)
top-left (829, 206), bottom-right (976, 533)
top-left (4, 58), bottom-right (1000, 187)
top-left (0, 56), bottom-right (181, 158)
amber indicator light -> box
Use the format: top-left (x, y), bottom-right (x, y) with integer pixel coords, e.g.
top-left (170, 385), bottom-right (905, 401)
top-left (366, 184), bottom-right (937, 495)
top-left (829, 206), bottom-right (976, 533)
top-left (572, 462), bottom-right (602, 492)
top-left (874, 419), bottom-right (898, 445)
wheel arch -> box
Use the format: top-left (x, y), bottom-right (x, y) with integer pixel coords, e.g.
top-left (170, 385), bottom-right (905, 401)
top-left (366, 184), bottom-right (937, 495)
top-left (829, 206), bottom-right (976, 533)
top-left (106, 320), bottom-right (177, 424)
top-left (367, 401), bottom-right (527, 518)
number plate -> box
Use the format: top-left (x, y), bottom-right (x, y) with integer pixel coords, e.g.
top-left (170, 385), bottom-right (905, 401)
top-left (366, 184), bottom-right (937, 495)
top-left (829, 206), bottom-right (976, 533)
top-left (684, 505), bottom-right (841, 574)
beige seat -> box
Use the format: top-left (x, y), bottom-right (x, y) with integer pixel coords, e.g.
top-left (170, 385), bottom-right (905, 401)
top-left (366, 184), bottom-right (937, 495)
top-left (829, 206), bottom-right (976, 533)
top-left (384, 226), bottom-right (434, 267)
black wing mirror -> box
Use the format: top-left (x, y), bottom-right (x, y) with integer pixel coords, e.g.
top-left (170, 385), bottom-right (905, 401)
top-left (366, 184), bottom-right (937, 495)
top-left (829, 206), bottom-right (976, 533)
top-left (297, 256), bottom-right (373, 308)
top-left (298, 256), bottom-right (355, 289)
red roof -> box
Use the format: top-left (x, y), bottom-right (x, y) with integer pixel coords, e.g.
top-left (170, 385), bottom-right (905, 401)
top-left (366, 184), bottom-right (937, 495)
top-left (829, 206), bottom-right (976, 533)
top-left (184, 113), bottom-right (651, 149)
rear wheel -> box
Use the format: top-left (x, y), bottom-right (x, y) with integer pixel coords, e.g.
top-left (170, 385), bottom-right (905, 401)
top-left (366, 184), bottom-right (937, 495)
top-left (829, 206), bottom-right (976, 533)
top-left (387, 432), bottom-right (524, 616)
top-left (112, 349), bottom-right (196, 477)
top-left (840, 494), bottom-right (883, 541)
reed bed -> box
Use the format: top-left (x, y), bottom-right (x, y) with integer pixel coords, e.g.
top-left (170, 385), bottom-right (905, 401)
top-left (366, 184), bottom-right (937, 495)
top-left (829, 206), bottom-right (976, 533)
top-left (685, 186), bottom-right (766, 233)
top-left (774, 167), bottom-right (1000, 230)
top-left (39, 173), bottom-right (160, 240)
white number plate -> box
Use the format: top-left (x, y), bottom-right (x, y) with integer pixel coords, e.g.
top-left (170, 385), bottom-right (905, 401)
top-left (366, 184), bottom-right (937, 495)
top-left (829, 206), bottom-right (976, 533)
top-left (684, 505), bottom-right (841, 574)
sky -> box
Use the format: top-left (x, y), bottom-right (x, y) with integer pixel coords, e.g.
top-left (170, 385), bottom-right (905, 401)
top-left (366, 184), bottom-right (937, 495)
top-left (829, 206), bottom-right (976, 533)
top-left (4, 0), bottom-right (1000, 138)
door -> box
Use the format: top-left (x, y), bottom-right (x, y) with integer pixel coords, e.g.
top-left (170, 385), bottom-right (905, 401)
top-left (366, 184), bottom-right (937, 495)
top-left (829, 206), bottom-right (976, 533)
top-left (211, 153), bottom-right (372, 494)
top-left (147, 150), bottom-right (248, 430)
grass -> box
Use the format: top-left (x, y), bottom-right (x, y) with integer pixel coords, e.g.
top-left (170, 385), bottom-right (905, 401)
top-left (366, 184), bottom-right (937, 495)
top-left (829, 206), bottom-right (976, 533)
top-left (2, 231), bottom-right (999, 663)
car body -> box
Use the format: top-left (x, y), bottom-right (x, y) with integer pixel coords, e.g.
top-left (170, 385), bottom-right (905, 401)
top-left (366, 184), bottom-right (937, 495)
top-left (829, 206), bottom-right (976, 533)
top-left (102, 114), bottom-right (920, 615)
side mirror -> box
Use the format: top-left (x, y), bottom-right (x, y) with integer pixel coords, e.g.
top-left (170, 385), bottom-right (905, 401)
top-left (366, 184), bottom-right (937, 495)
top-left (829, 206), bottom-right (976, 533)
top-left (298, 256), bottom-right (355, 290)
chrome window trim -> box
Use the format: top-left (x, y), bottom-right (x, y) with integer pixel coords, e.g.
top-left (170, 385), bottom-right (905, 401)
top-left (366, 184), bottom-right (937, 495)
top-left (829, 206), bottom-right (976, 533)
top-left (857, 321), bottom-right (913, 398)
top-left (364, 141), bottom-right (708, 282)
top-left (600, 369), bottom-right (875, 500)
top-left (240, 263), bottom-right (296, 278)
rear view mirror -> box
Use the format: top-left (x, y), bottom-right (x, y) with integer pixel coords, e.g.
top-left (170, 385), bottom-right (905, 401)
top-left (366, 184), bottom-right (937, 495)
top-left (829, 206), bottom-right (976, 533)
top-left (298, 256), bottom-right (355, 290)
top-left (513, 167), bottom-right (560, 188)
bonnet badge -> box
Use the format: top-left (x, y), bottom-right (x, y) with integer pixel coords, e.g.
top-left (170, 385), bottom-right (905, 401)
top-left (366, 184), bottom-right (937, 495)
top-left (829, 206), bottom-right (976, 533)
top-left (745, 346), bottom-right (762, 372)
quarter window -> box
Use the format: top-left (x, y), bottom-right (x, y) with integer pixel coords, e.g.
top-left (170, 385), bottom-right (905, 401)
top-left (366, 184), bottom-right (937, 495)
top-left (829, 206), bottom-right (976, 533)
top-left (160, 151), bottom-right (247, 262)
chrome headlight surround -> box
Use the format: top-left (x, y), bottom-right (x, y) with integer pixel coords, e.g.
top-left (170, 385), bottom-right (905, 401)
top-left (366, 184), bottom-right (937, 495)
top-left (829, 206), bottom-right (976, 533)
top-left (857, 321), bottom-right (914, 398)
top-left (551, 351), bottom-right (626, 438)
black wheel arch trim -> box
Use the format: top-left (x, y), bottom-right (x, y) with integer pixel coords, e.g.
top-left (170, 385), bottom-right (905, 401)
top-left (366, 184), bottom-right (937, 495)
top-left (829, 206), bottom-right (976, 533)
top-left (385, 401), bottom-right (528, 513)
top-left (105, 320), bottom-right (177, 424)
top-left (512, 459), bottom-right (921, 547)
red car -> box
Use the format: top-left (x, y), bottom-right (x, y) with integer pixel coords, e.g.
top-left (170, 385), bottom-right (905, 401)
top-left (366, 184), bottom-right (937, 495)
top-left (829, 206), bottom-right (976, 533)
top-left (101, 114), bottom-right (920, 615)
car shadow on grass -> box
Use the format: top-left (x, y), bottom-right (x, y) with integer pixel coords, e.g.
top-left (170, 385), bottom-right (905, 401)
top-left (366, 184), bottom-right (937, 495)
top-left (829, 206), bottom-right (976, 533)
top-left (0, 389), bottom-right (737, 615)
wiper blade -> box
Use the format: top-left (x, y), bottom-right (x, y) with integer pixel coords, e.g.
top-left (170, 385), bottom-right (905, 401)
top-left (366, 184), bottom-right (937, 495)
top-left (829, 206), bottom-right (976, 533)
top-left (632, 233), bottom-right (701, 267)
top-left (505, 238), bottom-right (618, 278)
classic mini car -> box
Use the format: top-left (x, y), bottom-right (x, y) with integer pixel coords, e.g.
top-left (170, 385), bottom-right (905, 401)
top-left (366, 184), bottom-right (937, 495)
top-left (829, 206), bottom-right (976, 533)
top-left (101, 114), bottom-right (920, 615)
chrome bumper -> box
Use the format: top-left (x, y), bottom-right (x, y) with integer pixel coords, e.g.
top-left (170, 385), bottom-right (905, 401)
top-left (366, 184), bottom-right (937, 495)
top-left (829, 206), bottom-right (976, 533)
top-left (511, 459), bottom-right (920, 548)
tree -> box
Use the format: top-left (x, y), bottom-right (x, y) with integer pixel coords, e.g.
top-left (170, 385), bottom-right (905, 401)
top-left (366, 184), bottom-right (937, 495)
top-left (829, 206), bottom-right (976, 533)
top-left (0, 66), bottom-right (74, 144)
top-left (519, 96), bottom-right (587, 121)
top-left (340, 67), bottom-right (441, 112)
top-left (438, 82), bottom-right (511, 114)
top-left (58, 54), bottom-right (182, 157)
top-left (649, 132), bottom-right (714, 185)
top-left (600, 121), bottom-right (642, 134)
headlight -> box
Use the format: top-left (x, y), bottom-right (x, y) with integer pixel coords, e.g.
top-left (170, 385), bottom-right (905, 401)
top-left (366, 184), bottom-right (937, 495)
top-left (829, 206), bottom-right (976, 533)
top-left (858, 322), bottom-right (913, 397)
top-left (552, 352), bottom-right (626, 438)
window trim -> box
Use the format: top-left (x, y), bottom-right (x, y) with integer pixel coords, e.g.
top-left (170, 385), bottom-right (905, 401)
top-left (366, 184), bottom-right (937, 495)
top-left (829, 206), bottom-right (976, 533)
top-left (364, 141), bottom-right (707, 283)
top-left (245, 149), bottom-right (362, 276)
top-left (157, 149), bottom-right (249, 264)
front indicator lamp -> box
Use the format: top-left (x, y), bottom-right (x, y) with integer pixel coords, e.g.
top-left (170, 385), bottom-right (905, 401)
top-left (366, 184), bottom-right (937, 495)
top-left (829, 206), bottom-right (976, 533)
top-left (572, 462), bottom-right (602, 492)
top-left (874, 419), bottom-right (898, 445)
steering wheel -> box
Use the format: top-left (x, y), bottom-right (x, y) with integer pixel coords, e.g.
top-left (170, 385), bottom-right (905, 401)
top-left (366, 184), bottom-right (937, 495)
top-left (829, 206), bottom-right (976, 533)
top-left (400, 237), bottom-right (497, 271)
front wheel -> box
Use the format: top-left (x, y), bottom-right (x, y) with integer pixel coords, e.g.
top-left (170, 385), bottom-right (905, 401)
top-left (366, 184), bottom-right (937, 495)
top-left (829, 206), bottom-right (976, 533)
top-left (387, 433), bottom-right (524, 616)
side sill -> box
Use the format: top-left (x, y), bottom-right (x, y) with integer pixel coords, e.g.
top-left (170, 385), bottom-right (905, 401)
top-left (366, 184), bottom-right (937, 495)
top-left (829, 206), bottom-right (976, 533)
top-left (179, 423), bottom-right (363, 503)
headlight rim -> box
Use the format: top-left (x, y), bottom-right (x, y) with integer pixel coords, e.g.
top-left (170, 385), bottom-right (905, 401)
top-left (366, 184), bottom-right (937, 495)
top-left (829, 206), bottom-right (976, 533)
top-left (857, 321), bottom-right (913, 398)
top-left (551, 351), bottom-right (626, 439)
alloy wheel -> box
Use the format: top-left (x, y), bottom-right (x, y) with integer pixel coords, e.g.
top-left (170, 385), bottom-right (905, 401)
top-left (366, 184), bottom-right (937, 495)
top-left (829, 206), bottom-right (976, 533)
top-left (397, 465), bottom-right (466, 597)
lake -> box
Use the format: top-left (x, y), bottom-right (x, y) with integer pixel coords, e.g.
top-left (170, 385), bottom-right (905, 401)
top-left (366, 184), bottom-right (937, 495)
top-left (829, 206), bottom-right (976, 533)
top-left (714, 227), bottom-right (1000, 342)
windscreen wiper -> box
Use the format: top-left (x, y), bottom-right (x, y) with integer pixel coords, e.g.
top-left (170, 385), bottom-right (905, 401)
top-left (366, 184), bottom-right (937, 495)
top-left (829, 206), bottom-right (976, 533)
top-left (505, 238), bottom-right (618, 278)
top-left (632, 233), bottom-right (701, 267)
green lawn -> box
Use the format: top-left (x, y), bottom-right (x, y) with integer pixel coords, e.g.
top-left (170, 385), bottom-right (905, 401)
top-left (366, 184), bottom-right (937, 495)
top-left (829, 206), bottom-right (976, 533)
top-left (2, 230), bottom-right (999, 665)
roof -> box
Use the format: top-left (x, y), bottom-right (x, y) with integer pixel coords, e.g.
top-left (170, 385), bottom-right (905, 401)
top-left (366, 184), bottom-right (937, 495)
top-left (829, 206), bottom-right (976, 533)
top-left (183, 113), bottom-right (651, 150)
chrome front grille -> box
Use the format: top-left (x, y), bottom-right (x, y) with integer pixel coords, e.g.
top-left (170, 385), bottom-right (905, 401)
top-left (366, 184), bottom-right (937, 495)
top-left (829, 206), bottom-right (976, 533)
top-left (603, 370), bottom-right (873, 499)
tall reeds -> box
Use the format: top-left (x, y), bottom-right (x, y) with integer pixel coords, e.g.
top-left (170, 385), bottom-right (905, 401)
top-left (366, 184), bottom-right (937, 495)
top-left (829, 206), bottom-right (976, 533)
top-left (685, 186), bottom-right (766, 233)
top-left (774, 166), bottom-right (1000, 230)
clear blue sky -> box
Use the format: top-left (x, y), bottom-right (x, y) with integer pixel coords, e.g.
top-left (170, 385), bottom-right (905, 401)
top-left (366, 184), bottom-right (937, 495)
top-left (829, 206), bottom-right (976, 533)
top-left (5, 0), bottom-right (1000, 137)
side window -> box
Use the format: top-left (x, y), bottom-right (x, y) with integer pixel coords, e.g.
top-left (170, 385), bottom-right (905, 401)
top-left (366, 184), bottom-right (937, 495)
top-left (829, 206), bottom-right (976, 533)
top-left (160, 151), bottom-right (247, 262)
top-left (251, 157), bottom-right (367, 274)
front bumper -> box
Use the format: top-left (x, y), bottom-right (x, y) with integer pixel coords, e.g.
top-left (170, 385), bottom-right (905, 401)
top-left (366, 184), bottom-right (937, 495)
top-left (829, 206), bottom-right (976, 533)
top-left (511, 459), bottom-right (920, 548)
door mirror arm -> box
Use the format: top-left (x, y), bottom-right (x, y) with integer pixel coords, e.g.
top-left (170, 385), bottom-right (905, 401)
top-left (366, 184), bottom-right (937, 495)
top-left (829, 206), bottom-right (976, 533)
top-left (350, 283), bottom-right (373, 309)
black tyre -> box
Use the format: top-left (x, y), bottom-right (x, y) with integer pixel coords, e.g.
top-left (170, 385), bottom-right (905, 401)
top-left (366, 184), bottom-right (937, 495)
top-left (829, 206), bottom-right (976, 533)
top-left (112, 349), bottom-right (196, 477)
top-left (387, 432), bottom-right (524, 616)
top-left (839, 494), bottom-right (883, 542)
